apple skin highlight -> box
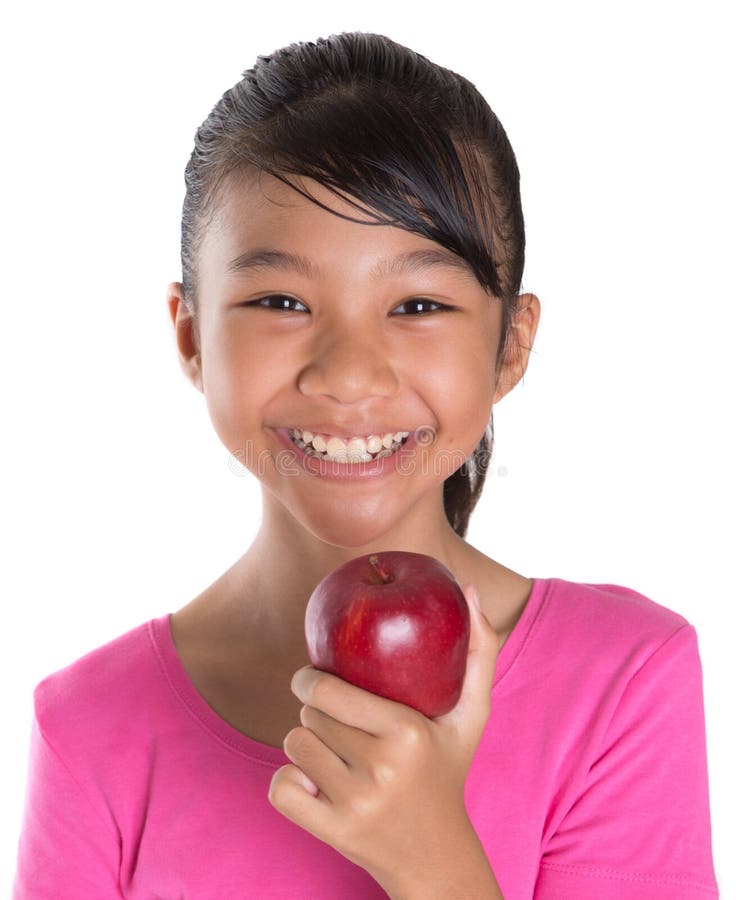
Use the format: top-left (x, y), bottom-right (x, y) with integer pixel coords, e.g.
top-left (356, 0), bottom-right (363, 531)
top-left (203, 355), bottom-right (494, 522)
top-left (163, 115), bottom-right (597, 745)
top-left (304, 551), bottom-right (471, 718)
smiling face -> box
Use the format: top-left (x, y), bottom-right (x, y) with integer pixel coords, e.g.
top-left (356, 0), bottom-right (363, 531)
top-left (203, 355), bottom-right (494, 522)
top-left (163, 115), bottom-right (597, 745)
top-left (168, 170), bottom-right (538, 551)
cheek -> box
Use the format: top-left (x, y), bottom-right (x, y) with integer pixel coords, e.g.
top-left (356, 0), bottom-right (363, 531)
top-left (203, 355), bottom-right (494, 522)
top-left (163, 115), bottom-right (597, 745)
top-left (199, 325), bottom-right (272, 448)
top-left (420, 340), bottom-right (495, 441)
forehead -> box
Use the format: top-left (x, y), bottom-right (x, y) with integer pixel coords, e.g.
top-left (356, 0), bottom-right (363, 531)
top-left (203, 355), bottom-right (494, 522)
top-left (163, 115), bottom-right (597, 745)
top-left (200, 170), bottom-right (479, 284)
top-left (211, 170), bottom-right (376, 230)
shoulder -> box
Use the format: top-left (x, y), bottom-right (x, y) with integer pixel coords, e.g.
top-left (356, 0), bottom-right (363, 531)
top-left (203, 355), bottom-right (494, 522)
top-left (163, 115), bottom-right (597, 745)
top-left (510, 579), bottom-right (707, 771)
top-left (32, 617), bottom-right (165, 751)
top-left (542, 576), bottom-right (690, 634)
top-left (525, 577), bottom-right (697, 685)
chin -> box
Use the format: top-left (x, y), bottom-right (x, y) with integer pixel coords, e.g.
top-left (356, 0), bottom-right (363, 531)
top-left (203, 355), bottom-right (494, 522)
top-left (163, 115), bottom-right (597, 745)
top-left (309, 518), bottom-right (395, 552)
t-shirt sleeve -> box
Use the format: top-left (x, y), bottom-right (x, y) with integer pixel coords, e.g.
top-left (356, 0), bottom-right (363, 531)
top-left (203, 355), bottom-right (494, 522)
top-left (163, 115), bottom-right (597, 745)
top-left (12, 707), bottom-right (123, 899)
top-left (534, 624), bottom-right (719, 899)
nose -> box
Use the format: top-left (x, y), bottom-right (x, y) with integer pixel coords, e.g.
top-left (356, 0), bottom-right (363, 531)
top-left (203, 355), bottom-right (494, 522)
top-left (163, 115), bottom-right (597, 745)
top-left (296, 320), bottom-right (400, 404)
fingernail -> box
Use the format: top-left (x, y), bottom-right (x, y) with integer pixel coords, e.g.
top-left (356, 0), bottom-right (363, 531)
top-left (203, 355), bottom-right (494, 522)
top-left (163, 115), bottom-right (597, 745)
top-left (291, 668), bottom-right (309, 697)
top-left (300, 772), bottom-right (319, 796)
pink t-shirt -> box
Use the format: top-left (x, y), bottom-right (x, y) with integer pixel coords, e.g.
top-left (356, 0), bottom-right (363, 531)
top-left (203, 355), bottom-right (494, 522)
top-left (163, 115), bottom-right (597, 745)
top-left (13, 577), bottom-right (719, 898)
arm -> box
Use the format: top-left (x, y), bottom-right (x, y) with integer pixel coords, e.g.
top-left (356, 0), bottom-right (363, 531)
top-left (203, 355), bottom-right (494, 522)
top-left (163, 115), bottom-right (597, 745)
top-left (13, 705), bottom-right (123, 899)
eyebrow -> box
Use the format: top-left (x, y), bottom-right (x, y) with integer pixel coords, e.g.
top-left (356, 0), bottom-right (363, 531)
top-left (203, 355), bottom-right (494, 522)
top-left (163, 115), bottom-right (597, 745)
top-left (224, 247), bottom-right (477, 281)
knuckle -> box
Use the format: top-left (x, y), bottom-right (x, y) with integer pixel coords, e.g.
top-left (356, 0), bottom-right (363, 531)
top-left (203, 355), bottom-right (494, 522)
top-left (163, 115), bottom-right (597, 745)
top-left (349, 786), bottom-right (380, 822)
top-left (371, 758), bottom-right (400, 789)
top-left (397, 716), bottom-right (429, 751)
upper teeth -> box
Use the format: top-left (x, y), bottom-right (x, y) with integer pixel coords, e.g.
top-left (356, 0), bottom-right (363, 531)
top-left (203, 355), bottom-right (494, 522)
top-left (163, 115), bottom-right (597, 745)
top-left (289, 429), bottom-right (410, 459)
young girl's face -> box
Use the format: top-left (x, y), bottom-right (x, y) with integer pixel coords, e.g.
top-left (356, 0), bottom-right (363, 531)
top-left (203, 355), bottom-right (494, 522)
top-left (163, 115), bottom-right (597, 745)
top-left (175, 170), bottom-right (515, 549)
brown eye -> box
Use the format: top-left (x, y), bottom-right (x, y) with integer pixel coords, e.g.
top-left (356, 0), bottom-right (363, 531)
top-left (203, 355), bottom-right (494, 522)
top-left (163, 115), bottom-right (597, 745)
top-left (393, 298), bottom-right (449, 315)
top-left (245, 295), bottom-right (308, 312)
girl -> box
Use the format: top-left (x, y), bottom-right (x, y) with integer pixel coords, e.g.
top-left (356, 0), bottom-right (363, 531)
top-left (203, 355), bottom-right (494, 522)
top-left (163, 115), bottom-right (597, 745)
top-left (13, 31), bottom-right (718, 899)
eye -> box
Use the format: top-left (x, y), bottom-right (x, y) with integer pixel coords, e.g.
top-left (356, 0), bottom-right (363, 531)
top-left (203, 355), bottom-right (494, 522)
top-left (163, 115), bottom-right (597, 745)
top-left (244, 294), bottom-right (308, 312)
top-left (241, 295), bottom-right (452, 315)
top-left (392, 298), bottom-right (450, 315)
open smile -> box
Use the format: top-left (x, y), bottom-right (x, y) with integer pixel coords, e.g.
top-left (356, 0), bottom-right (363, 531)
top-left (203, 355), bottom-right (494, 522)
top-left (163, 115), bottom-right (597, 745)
top-left (274, 428), bottom-right (418, 480)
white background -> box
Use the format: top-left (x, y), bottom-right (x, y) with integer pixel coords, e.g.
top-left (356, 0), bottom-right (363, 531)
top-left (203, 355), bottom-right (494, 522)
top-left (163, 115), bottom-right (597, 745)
top-left (2, 0), bottom-right (733, 894)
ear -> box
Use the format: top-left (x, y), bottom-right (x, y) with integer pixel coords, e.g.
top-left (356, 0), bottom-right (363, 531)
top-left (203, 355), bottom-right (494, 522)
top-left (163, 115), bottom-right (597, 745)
top-left (167, 281), bottom-right (204, 393)
top-left (493, 293), bottom-right (541, 404)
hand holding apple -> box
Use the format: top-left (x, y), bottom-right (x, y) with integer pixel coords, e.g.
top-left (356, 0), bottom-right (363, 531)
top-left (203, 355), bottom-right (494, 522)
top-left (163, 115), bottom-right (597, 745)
top-left (268, 574), bottom-right (502, 897)
top-left (304, 551), bottom-right (470, 717)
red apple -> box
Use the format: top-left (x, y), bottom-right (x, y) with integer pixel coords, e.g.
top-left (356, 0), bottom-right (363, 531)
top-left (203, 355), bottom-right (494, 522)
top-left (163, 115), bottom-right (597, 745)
top-left (304, 551), bottom-right (470, 718)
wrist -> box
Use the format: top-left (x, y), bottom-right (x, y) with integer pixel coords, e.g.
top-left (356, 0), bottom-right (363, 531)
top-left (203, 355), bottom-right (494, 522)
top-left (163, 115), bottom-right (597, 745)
top-left (381, 820), bottom-right (504, 900)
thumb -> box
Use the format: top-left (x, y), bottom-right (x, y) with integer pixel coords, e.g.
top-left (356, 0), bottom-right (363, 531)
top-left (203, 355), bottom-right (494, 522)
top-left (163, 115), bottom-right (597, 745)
top-left (441, 583), bottom-right (500, 733)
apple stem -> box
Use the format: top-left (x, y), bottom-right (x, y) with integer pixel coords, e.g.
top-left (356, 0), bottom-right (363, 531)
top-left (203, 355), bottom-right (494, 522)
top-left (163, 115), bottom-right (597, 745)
top-left (369, 554), bottom-right (393, 584)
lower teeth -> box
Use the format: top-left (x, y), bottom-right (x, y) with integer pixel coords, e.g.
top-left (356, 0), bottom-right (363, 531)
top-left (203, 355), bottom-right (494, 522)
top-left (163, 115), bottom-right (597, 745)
top-left (291, 436), bottom-right (406, 462)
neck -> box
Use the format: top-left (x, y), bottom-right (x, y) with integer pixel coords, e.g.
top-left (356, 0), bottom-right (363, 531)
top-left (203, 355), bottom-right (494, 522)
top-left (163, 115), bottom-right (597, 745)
top-left (220, 490), bottom-right (473, 672)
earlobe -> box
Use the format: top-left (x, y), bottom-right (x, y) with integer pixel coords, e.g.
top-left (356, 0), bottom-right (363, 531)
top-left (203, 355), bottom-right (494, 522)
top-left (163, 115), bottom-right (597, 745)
top-left (166, 282), bottom-right (204, 393)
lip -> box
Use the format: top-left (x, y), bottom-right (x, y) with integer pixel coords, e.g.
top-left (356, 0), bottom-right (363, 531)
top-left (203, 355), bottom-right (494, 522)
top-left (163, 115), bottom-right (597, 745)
top-left (273, 427), bottom-right (418, 481)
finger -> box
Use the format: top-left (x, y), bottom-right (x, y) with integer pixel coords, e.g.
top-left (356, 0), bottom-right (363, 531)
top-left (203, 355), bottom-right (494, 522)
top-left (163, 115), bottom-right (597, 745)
top-left (282, 724), bottom-right (348, 801)
top-left (268, 764), bottom-right (334, 839)
top-left (439, 583), bottom-right (500, 732)
top-left (291, 666), bottom-right (416, 736)
top-left (300, 704), bottom-right (376, 768)
top-left (276, 761), bottom-right (320, 797)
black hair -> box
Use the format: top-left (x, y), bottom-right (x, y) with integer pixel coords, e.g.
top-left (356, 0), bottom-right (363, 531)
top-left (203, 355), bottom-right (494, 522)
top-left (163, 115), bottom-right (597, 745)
top-left (180, 31), bottom-right (526, 538)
